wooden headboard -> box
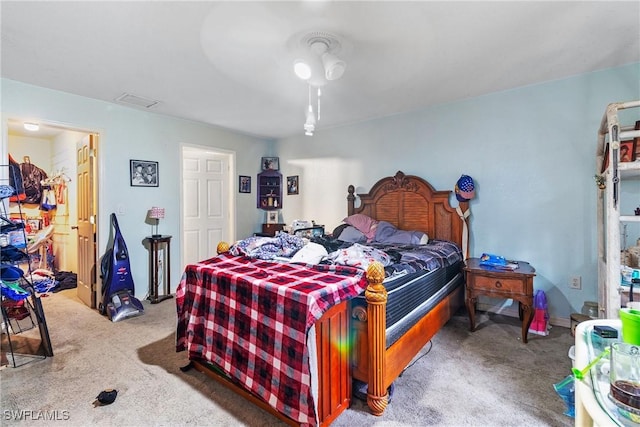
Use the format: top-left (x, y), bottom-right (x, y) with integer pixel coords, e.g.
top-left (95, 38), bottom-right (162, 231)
top-left (347, 171), bottom-right (468, 250)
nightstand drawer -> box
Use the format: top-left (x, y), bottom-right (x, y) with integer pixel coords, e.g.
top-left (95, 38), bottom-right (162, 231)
top-left (472, 275), bottom-right (525, 294)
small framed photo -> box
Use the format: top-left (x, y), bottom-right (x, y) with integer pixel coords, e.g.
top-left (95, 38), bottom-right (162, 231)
top-left (620, 140), bottom-right (637, 162)
top-left (261, 157), bottom-right (279, 171)
top-left (266, 210), bottom-right (278, 224)
top-left (26, 219), bottom-right (41, 232)
top-left (287, 175), bottom-right (299, 195)
top-left (239, 175), bottom-right (251, 193)
top-left (130, 160), bottom-right (159, 187)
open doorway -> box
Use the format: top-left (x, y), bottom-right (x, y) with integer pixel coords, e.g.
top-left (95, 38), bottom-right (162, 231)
top-left (181, 145), bottom-right (235, 267)
top-left (4, 119), bottom-right (99, 308)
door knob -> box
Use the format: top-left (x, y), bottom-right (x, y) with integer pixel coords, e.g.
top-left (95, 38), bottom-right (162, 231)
top-left (71, 226), bottom-right (79, 230)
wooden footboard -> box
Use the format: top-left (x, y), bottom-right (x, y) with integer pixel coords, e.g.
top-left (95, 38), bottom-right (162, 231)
top-left (352, 267), bottom-right (465, 416)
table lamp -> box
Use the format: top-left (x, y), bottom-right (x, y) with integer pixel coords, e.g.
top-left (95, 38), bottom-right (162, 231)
top-left (149, 207), bottom-right (165, 237)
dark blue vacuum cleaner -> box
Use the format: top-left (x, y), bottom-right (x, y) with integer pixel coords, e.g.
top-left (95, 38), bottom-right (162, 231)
top-left (99, 213), bottom-right (144, 322)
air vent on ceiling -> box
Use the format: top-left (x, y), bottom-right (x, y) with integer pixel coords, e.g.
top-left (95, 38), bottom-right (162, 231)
top-left (115, 93), bottom-right (161, 109)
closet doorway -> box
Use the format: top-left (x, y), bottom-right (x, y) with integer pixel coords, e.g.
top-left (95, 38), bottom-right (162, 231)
top-left (181, 145), bottom-right (235, 267)
top-left (5, 119), bottom-right (99, 308)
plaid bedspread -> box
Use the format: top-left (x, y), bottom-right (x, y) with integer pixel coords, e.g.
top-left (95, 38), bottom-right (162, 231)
top-left (176, 253), bottom-right (367, 425)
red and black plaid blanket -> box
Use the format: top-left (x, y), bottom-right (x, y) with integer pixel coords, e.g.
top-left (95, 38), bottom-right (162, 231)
top-left (176, 253), bottom-right (367, 424)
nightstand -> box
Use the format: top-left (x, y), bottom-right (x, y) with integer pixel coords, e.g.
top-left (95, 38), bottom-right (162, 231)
top-left (143, 235), bottom-right (173, 304)
top-left (261, 223), bottom-right (286, 237)
top-left (463, 257), bottom-right (536, 343)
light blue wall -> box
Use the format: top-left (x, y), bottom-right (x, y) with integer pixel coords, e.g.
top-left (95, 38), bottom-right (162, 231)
top-left (2, 63), bottom-right (639, 321)
top-left (1, 78), bottom-right (273, 298)
top-left (276, 63), bottom-right (640, 320)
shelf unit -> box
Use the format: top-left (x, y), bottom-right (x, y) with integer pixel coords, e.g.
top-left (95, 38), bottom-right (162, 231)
top-left (256, 170), bottom-right (282, 210)
top-left (596, 100), bottom-right (640, 319)
top-left (1, 165), bottom-right (53, 367)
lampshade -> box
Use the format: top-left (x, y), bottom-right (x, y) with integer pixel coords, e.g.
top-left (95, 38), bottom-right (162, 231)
top-left (294, 60), bottom-right (312, 80)
top-left (149, 207), bottom-right (165, 237)
top-left (149, 207), bottom-right (165, 220)
top-left (321, 52), bottom-right (346, 81)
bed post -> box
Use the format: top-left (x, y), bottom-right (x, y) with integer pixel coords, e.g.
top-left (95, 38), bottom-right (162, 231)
top-left (365, 261), bottom-right (388, 415)
top-left (347, 185), bottom-right (356, 216)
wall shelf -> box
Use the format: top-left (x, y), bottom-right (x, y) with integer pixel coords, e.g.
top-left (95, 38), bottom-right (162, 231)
top-left (256, 170), bottom-right (282, 210)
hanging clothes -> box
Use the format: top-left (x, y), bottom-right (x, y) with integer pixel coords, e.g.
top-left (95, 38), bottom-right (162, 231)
top-left (55, 180), bottom-right (66, 204)
top-left (40, 186), bottom-right (57, 211)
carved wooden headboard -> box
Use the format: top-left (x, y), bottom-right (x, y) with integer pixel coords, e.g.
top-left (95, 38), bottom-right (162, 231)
top-left (347, 171), bottom-right (468, 250)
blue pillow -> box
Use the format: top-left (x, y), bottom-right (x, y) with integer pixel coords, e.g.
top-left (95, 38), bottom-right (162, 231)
top-left (338, 226), bottom-right (367, 243)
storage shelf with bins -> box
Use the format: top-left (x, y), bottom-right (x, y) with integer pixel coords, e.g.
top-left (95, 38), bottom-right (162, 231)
top-left (596, 100), bottom-right (640, 318)
top-left (257, 170), bottom-right (282, 210)
top-left (1, 164), bottom-right (53, 367)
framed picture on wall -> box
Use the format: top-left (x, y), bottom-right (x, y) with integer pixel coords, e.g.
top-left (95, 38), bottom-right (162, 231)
top-left (266, 210), bottom-right (278, 224)
top-left (287, 175), bottom-right (299, 195)
top-left (620, 140), bottom-right (637, 162)
top-left (261, 157), bottom-right (279, 171)
top-left (130, 160), bottom-right (159, 187)
top-left (239, 175), bottom-right (251, 193)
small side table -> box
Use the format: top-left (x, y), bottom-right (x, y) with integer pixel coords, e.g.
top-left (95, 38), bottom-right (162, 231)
top-left (464, 257), bottom-right (536, 343)
top-left (144, 235), bottom-right (173, 304)
top-left (261, 223), bottom-right (286, 237)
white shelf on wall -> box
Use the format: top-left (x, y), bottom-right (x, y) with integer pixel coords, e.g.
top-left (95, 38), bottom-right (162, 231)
top-left (596, 100), bottom-right (640, 319)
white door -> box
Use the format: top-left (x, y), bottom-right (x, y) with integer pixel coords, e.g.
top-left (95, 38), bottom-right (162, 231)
top-left (182, 148), bottom-right (233, 266)
top-left (76, 134), bottom-right (98, 308)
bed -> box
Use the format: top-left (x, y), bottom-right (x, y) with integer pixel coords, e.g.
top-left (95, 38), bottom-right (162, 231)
top-left (176, 171), bottom-right (469, 425)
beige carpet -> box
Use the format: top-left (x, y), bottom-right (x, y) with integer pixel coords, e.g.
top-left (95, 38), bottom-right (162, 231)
top-left (1, 289), bottom-right (574, 426)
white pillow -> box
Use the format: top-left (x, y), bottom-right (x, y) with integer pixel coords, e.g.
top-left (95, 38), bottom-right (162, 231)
top-left (290, 242), bottom-right (328, 265)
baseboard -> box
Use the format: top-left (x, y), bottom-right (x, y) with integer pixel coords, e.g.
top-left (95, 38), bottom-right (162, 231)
top-left (476, 302), bottom-right (571, 329)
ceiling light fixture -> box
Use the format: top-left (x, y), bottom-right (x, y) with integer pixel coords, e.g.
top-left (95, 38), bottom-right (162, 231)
top-left (293, 32), bottom-right (346, 136)
top-left (23, 122), bottom-right (39, 132)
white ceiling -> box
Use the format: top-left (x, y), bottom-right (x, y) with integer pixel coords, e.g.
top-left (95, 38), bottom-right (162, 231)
top-left (2, 1), bottom-right (639, 140)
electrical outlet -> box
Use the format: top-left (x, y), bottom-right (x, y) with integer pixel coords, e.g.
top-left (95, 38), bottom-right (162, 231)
top-left (569, 275), bottom-right (582, 290)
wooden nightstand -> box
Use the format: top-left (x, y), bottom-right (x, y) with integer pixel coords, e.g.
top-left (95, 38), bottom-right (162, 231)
top-left (261, 223), bottom-right (286, 237)
top-left (463, 257), bottom-right (536, 343)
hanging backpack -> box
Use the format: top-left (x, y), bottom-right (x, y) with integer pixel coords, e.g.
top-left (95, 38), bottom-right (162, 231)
top-left (20, 159), bottom-right (48, 205)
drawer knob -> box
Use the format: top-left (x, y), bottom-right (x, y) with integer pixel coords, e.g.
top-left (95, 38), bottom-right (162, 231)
top-left (495, 281), bottom-right (503, 288)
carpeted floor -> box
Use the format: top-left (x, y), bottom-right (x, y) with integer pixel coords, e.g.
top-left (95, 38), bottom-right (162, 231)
top-left (1, 289), bottom-right (575, 426)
